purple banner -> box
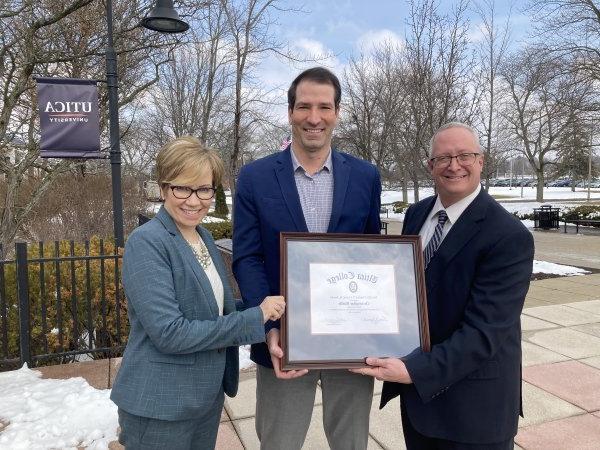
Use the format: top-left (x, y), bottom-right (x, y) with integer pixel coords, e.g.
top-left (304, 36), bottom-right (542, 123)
top-left (36, 77), bottom-right (101, 158)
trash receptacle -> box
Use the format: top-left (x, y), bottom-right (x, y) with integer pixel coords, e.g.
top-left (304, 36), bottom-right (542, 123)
top-left (533, 205), bottom-right (560, 229)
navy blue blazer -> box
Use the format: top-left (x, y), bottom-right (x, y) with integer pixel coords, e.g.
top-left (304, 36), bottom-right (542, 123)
top-left (381, 189), bottom-right (534, 444)
top-left (232, 147), bottom-right (382, 368)
top-left (111, 207), bottom-right (266, 421)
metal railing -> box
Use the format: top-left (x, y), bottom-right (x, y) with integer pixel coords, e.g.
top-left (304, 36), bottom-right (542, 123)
top-left (0, 239), bottom-right (127, 371)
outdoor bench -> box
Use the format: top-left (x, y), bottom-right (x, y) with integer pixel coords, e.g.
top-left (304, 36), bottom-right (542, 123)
top-left (562, 219), bottom-right (600, 233)
top-left (381, 220), bottom-right (388, 234)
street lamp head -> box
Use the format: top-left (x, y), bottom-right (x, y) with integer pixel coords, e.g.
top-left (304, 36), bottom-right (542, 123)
top-left (140, 0), bottom-right (189, 34)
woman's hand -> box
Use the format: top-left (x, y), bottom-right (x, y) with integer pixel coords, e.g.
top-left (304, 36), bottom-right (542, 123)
top-left (259, 295), bottom-right (286, 322)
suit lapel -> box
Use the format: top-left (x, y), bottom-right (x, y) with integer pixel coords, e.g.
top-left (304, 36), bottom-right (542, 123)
top-left (274, 147), bottom-right (308, 232)
top-left (156, 207), bottom-right (220, 317)
top-left (328, 150), bottom-right (350, 232)
top-left (425, 189), bottom-right (489, 292)
top-left (405, 197), bottom-right (436, 235)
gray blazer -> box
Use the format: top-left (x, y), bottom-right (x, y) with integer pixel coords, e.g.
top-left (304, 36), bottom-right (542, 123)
top-left (110, 207), bottom-right (265, 421)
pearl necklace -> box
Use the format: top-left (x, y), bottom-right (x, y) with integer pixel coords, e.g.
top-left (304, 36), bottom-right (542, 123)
top-left (186, 236), bottom-right (212, 269)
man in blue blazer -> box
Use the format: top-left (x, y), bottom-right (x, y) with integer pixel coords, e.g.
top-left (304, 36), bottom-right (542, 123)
top-left (233, 67), bottom-right (382, 449)
top-left (353, 123), bottom-right (534, 449)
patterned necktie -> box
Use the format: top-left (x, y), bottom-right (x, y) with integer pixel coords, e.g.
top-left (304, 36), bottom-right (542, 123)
top-left (424, 210), bottom-right (448, 268)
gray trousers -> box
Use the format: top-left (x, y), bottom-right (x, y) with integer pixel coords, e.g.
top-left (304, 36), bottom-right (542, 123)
top-left (255, 365), bottom-right (374, 450)
top-left (117, 390), bottom-right (224, 450)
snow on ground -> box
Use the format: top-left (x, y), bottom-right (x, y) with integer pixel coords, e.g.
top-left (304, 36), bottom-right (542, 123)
top-left (0, 252), bottom-right (592, 450)
top-left (0, 186), bottom-right (596, 449)
top-left (381, 187), bottom-right (600, 228)
top-left (382, 186), bottom-right (600, 206)
top-left (240, 345), bottom-right (253, 370)
top-left (0, 365), bottom-right (117, 450)
top-left (533, 260), bottom-right (590, 276)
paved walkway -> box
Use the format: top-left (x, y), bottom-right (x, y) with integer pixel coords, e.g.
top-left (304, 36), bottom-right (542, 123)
top-left (26, 226), bottom-right (600, 449)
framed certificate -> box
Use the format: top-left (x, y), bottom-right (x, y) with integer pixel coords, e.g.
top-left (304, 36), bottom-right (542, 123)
top-left (280, 232), bottom-right (429, 369)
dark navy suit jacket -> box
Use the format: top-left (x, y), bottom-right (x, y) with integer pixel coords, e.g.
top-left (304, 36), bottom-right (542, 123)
top-left (232, 147), bottom-right (382, 367)
top-left (381, 189), bottom-right (534, 444)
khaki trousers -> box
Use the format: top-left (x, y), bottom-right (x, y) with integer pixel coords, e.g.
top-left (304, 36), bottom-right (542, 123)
top-left (255, 365), bottom-right (374, 450)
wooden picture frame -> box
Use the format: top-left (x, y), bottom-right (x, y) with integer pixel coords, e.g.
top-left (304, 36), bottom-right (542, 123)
top-left (280, 232), bottom-right (430, 369)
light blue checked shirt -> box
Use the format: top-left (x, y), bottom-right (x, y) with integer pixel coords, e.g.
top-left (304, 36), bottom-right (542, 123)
top-left (290, 147), bottom-right (334, 233)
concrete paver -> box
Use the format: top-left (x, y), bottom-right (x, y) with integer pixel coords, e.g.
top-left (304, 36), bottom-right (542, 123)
top-left (523, 361), bottom-right (600, 413)
top-left (522, 297), bottom-right (554, 308)
top-left (567, 299), bottom-right (600, 315)
top-left (522, 305), bottom-right (600, 326)
top-left (572, 322), bottom-right (600, 339)
top-left (525, 286), bottom-right (563, 300)
top-left (526, 328), bottom-right (600, 359)
top-left (37, 358), bottom-right (110, 390)
top-left (533, 232), bottom-right (600, 269)
top-left (581, 356), bottom-right (600, 370)
top-left (525, 295), bottom-right (554, 307)
top-left (549, 273), bottom-right (600, 286)
top-left (549, 284), bottom-right (600, 297)
top-left (231, 405), bottom-right (383, 450)
top-left (520, 315), bottom-right (557, 331)
top-left (522, 341), bottom-right (569, 367)
top-left (224, 372), bottom-right (258, 420)
top-left (516, 414), bottom-right (600, 450)
top-left (216, 422), bottom-right (244, 449)
top-left (518, 382), bottom-right (584, 428)
top-left (368, 396), bottom-right (405, 450)
top-left (373, 379), bottom-right (383, 396)
top-left (220, 408), bottom-right (229, 422)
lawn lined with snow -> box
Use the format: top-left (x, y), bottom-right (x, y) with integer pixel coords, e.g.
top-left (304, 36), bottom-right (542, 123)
top-left (0, 366), bottom-right (117, 450)
top-left (381, 186), bottom-right (600, 205)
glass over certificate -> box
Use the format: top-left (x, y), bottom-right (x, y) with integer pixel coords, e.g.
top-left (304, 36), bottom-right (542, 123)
top-left (309, 263), bottom-right (398, 334)
top-left (280, 233), bottom-right (430, 370)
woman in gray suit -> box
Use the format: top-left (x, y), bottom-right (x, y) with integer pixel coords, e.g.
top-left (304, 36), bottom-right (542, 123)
top-left (111, 136), bottom-right (285, 449)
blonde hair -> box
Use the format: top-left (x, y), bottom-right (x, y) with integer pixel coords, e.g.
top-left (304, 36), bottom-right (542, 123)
top-left (156, 136), bottom-right (224, 187)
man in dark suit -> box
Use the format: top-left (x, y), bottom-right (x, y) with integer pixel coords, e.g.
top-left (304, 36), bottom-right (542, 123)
top-left (353, 122), bottom-right (534, 449)
top-left (233, 67), bottom-right (382, 449)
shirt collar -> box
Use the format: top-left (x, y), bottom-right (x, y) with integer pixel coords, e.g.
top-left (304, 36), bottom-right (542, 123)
top-left (431, 184), bottom-right (481, 225)
top-left (290, 146), bottom-right (333, 174)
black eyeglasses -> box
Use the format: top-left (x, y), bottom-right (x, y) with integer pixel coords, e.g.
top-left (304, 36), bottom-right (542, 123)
top-left (169, 185), bottom-right (216, 200)
top-left (429, 152), bottom-right (481, 168)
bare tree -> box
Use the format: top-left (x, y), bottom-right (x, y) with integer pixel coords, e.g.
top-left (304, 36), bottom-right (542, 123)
top-left (0, 1), bottom-right (188, 249)
top-left (399, 0), bottom-right (473, 201)
top-left (219, 0), bottom-right (306, 200)
top-left (500, 49), bottom-right (593, 201)
top-left (552, 113), bottom-right (599, 189)
top-left (339, 42), bottom-right (405, 174)
top-left (527, 0), bottom-right (600, 83)
top-left (472, 0), bottom-right (514, 189)
top-left (145, 5), bottom-right (233, 146)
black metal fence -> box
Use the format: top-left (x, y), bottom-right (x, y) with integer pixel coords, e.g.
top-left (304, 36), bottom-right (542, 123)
top-left (0, 239), bottom-right (127, 371)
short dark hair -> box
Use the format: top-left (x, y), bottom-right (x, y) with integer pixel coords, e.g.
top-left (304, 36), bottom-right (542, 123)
top-left (287, 67), bottom-right (342, 110)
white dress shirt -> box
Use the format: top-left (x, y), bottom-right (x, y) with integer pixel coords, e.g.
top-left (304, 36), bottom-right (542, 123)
top-left (419, 184), bottom-right (482, 248)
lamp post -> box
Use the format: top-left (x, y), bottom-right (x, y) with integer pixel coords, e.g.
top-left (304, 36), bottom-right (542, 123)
top-left (106, 0), bottom-right (188, 247)
top-left (588, 121), bottom-right (594, 203)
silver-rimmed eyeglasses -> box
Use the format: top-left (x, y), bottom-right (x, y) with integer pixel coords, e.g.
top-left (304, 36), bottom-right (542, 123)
top-left (169, 185), bottom-right (216, 200)
top-left (429, 152), bottom-right (481, 168)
